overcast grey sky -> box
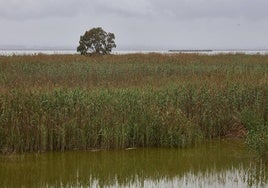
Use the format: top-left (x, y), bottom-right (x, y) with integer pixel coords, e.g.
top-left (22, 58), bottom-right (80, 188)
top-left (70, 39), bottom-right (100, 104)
top-left (0, 0), bottom-right (268, 50)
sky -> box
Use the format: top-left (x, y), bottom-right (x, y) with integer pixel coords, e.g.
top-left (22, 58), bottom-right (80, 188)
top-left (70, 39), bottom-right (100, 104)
top-left (0, 0), bottom-right (268, 50)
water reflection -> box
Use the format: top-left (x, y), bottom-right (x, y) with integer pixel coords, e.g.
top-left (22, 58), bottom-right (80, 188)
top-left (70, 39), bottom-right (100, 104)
top-left (0, 140), bottom-right (267, 187)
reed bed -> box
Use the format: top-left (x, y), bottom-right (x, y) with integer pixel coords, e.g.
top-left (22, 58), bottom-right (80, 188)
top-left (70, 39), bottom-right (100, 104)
top-left (0, 53), bottom-right (266, 90)
top-left (0, 53), bottom-right (267, 154)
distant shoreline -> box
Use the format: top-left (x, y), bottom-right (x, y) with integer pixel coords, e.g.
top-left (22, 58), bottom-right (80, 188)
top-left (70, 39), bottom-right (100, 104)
top-left (1, 49), bottom-right (268, 56)
top-left (169, 49), bottom-right (213, 52)
top-left (1, 48), bottom-right (268, 51)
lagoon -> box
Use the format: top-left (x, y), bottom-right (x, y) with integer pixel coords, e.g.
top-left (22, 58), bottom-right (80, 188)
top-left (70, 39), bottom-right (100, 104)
top-left (0, 140), bottom-right (267, 188)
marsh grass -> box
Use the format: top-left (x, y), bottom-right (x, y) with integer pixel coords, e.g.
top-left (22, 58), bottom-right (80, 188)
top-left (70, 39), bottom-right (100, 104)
top-left (0, 53), bottom-right (267, 153)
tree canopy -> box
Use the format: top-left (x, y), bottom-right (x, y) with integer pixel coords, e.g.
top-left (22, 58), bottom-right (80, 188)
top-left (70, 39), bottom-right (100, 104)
top-left (77, 27), bottom-right (116, 55)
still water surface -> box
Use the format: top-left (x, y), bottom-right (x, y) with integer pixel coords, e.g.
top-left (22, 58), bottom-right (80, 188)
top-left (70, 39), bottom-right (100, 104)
top-left (0, 140), bottom-right (267, 188)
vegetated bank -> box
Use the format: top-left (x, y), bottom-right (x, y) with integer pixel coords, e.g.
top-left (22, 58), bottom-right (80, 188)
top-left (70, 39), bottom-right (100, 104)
top-left (0, 53), bottom-right (267, 156)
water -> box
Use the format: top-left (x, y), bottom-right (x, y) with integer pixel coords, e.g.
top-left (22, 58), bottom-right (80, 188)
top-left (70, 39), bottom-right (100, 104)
top-left (0, 49), bottom-right (78, 56)
top-left (0, 140), bottom-right (267, 188)
top-left (1, 49), bottom-right (268, 56)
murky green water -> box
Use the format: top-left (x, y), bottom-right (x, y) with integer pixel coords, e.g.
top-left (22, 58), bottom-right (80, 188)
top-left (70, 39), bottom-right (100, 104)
top-left (0, 140), bottom-right (267, 188)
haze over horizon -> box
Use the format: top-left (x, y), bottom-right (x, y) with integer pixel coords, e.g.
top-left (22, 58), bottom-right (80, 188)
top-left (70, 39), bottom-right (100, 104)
top-left (1, 0), bottom-right (268, 50)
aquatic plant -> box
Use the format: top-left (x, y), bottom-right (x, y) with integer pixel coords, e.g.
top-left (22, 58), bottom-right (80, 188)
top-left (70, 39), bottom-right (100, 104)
top-left (0, 53), bottom-right (267, 153)
top-left (241, 109), bottom-right (268, 157)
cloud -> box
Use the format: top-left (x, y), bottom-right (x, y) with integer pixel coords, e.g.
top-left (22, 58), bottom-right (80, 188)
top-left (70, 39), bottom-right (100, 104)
top-left (0, 0), bottom-right (89, 20)
top-left (0, 0), bottom-right (268, 49)
top-left (1, 0), bottom-right (267, 21)
top-left (94, 0), bottom-right (153, 17)
top-left (150, 0), bottom-right (268, 20)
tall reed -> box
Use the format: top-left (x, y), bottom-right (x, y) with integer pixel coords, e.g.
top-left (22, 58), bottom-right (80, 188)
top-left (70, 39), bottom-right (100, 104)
top-left (0, 53), bottom-right (267, 153)
top-left (0, 84), bottom-right (266, 153)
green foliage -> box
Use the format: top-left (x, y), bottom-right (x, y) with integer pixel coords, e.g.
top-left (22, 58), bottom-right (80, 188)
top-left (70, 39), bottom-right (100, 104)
top-left (0, 54), bottom-right (267, 154)
top-left (77, 27), bottom-right (116, 55)
top-left (241, 109), bottom-right (268, 157)
top-left (0, 84), bottom-right (266, 153)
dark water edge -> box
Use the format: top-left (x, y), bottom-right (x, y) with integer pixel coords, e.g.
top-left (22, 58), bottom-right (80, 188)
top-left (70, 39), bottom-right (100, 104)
top-left (0, 140), bottom-right (267, 188)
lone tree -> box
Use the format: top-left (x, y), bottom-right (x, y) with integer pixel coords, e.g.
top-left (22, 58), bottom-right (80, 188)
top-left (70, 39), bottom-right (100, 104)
top-left (77, 27), bottom-right (116, 55)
